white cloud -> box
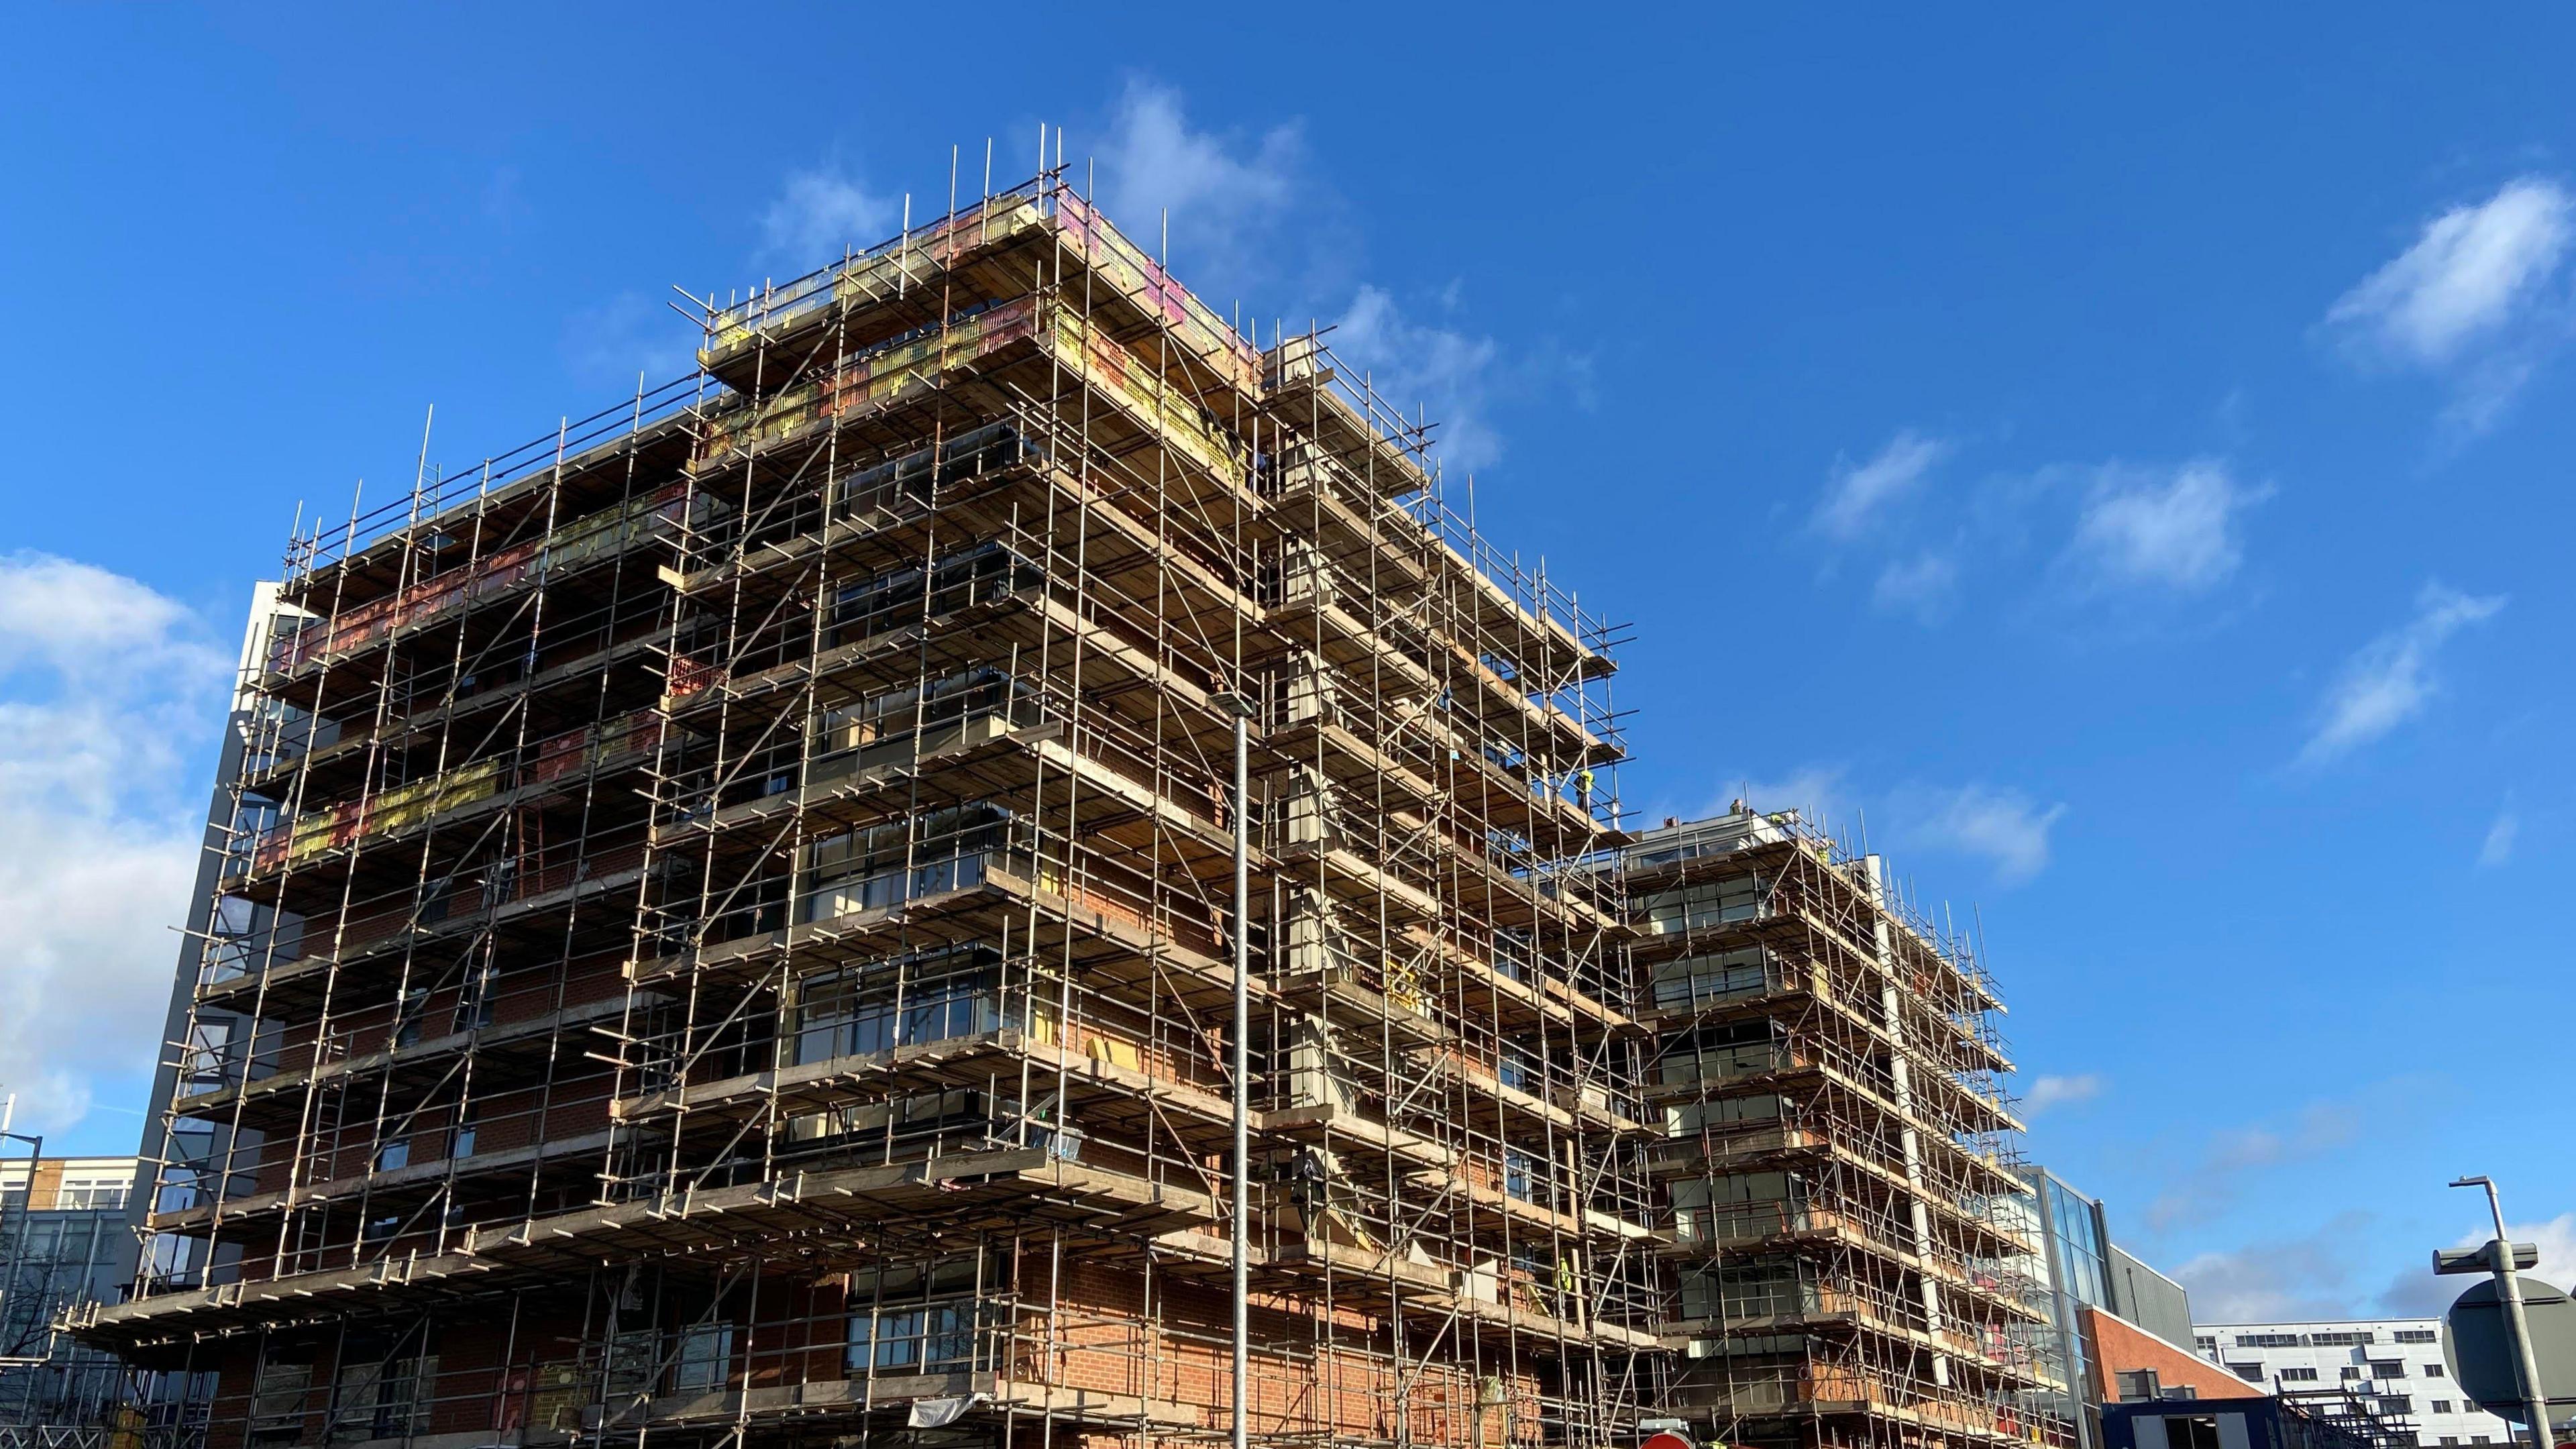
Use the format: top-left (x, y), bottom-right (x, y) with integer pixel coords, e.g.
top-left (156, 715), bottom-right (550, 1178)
top-left (2478, 806), bottom-right (2519, 867)
top-left (1705, 764), bottom-right (1849, 833)
top-left (0, 776), bottom-right (201, 1134)
top-left (1815, 430), bottom-right (1949, 539)
top-left (1900, 783), bottom-right (2068, 886)
top-left (1873, 551), bottom-right (1958, 622)
top-left (2299, 582), bottom-right (2505, 766)
top-left (0, 554), bottom-right (204, 679)
top-left (2064, 460), bottom-right (2264, 593)
top-left (2441, 356), bottom-right (2543, 435)
top-left (1330, 285), bottom-right (1504, 471)
top-left (2023, 1073), bottom-right (2103, 1116)
top-left (1090, 80), bottom-right (1538, 475)
top-left (2453, 1212), bottom-right (2576, 1295)
top-left (1097, 78), bottom-right (1303, 302)
top-left (481, 165), bottom-right (528, 227)
top-left (2383, 1211), bottom-right (2576, 1315)
top-left (562, 292), bottom-right (696, 390)
top-left (0, 553), bottom-right (227, 1140)
top-left (2157, 1099), bottom-right (2565, 1324)
top-left (2507, 1211), bottom-right (2576, 1293)
top-left (2329, 178), bottom-right (2574, 368)
top-left (2148, 1099), bottom-right (2364, 1233)
top-left (2325, 177), bottom-right (2576, 429)
top-left (759, 165), bottom-right (900, 270)
top-left (2178, 1212), bottom-right (2378, 1324)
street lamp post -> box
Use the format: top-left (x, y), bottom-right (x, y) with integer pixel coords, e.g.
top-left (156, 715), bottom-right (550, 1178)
top-left (1216, 692), bottom-right (1256, 1449)
top-left (2451, 1175), bottom-right (2553, 1449)
top-left (0, 1092), bottom-right (53, 1370)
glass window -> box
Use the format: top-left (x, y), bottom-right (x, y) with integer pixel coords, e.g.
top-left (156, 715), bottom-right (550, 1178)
top-left (1678, 1260), bottom-right (1817, 1321)
top-left (1640, 875), bottom-right (1762, 935)
top-left (1669, 1170), bottom-right (1794, 1242)
top-left (829, 545), bottom-right (1034, 647)
top-left (328, 1350), bottom-right (434, 1443)
top-left (392, 986), bottom-right (430, 1049)
top-left (2047, 1179), bottom-right (2109, 1309)
top-left (1660, 1032), bottom-right (1792, 1090)
top-left (182, 1020), bottom-right (237, 1093)
top-left (55, 1183), bottom-right (129, 1210)
top-left (1650, 948), bottom-right (1774, 1009)
top-left (453, 963), bottom-right (499, 1032)
top-left (1496, 1042), bottom-right (1545, 1095)
top-left (798, 808), bottom-right (1007, 926)
top-left (2164, 1416), bottom-right (2224, 1449)
top-left (670, 1324), bottom-right (733, 1394)
top-left (813, 667), bottom-right (1030, 782)
top-left (794, 947), bottom-right (1001, 1065)
top-left (203, 894), bottom-right (260, 984)
top-left (846, 1256), bottom-right (984, 1375)
top-left (786, 1087), bottom-right (1004, 1157)
top-left (601, 1329), bottom-right (657, 1401)
top-left (250, 1360), bottom-right (312, 1445)
top-left (1669, 1093), bottom-right (1784, 1138)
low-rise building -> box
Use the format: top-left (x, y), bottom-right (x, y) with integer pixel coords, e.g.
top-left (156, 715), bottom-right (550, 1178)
top-left (2104, 1392), bottom-right (2402, 1449)
top-left (2193, 1318), bottom-right (2512, 1447)
top-left (1, 1157), bottom-right (145, 1430)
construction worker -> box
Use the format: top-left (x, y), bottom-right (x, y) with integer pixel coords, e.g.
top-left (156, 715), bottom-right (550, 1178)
top-left (1574, 767), bottom-right (1595, 813)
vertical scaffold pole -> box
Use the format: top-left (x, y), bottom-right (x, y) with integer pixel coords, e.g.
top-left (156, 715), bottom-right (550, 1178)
top-left (1224, 690), bottom-right (1255, 1449)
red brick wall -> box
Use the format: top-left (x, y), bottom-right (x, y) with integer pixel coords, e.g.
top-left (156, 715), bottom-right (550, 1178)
top-left (2082, 1305), bottom-right (2268, 1404)
top-left (1028, 1250), bottom-right (1546, 1445)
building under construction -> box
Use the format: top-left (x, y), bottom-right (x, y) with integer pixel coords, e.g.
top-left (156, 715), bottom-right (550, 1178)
top-left (1619, 812), bottom-right (2060, 1449)
top-left (74, 158), bottom-right (2062, 1449)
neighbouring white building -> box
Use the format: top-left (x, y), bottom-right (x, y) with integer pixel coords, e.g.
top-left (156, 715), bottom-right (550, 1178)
top-left (2, 1155), bottom-right (150, 1428)
top-left (2194, 1316), bottom-right (2517, 1447)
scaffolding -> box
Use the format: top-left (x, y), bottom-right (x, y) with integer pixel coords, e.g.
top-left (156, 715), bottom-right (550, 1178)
top-left (73, 147), bottom-right (2062, 1449)
top-left (2271, 1392), bottom-right (2421, 1449)
top-left (76, 156), bottom-right (1659, 1449)
top-left (1621, 810), bottom-right (2069, 1449)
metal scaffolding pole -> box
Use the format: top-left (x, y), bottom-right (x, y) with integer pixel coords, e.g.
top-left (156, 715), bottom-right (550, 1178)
top-left (1220, 690), bottom-right (1255, 1449)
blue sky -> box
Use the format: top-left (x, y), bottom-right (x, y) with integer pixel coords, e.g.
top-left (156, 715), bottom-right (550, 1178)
top-left (2, 5), bottom-right (2569, 1322)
